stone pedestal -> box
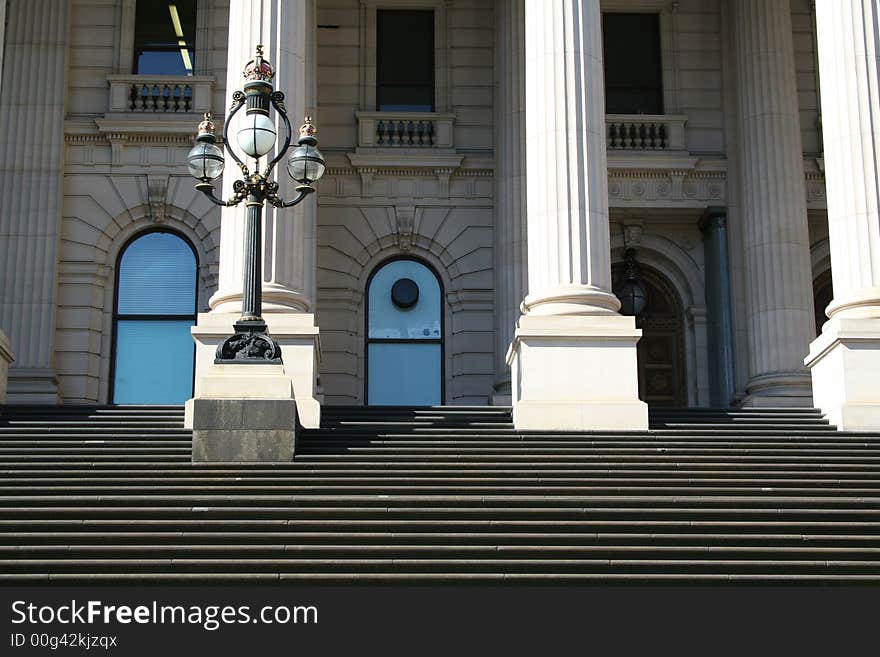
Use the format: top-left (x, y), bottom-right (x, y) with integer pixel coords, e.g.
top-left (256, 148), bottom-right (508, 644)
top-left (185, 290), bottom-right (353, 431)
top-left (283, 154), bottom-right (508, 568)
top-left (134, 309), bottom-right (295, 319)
top-left (187, 364), bottom-right (297, 462)
top-left (187, 312), bottom-right (321, 433)
top-left (806, 0), bottom-right (880, 430)
top-left (508, 315), bottom-right (647, 431)
top-left (0, 330), bottom-right (14, 404)
top-left (806, 318), bottom-right (880, 430)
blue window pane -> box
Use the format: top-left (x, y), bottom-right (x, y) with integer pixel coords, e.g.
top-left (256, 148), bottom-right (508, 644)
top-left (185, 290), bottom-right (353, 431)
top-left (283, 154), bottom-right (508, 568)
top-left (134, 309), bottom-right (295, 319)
top-left (136, 51), bottom-right (194, 76)
top-left (369, 260), bottom-right (441, 339)
top-left (113, 320), bottom-right (195, 404)
top-left (368, 343), bottom-right (441, 406)
top-left (117, 232), bottom-right (197, 315)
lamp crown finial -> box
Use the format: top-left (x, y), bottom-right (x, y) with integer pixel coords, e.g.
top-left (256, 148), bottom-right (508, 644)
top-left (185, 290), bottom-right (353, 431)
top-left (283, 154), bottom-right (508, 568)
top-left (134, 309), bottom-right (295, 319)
top-left (243, 44), bottom-right (275, 82)
top-left (300, 117), bottom-right (317, 139)
top-left (197, 112), bottom-right (216, 141)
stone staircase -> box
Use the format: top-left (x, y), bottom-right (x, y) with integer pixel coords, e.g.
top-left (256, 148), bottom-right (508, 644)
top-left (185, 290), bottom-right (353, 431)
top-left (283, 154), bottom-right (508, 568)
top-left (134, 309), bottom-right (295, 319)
top-left (1, 404), bottom-right (880, 582)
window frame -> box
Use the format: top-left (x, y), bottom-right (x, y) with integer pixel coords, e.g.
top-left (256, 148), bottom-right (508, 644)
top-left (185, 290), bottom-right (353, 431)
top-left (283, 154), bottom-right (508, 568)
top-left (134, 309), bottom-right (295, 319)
top-left (117, 0), bottom-right (211, 76)
top-left (364, 256), bottom-right (446, 406)
top-left (109, 228), bottom-right (199, 404)
top-left (360, 0), bottom-right (450, 113)
top-left (600, 0), bottom-right (681, 114)
top-left (375, 8), bottom-right (436, 112)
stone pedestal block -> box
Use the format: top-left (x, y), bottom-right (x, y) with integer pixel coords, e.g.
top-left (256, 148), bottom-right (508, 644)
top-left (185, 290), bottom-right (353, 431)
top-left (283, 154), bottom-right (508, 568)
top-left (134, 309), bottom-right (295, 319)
top-left (189, 312), bottom-right (321, 429)
top-left (508, 315), bottom-right (648, 431)
top-left (190, 398), bottom-right (297, 463)
top-left (806, 318), bottom-right (880, 431)
top-left (0, 330), bottom-right (14, 404)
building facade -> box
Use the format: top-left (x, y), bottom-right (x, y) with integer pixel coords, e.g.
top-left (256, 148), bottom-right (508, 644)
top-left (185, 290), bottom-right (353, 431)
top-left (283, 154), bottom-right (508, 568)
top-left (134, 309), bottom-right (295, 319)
top-left (0, 0), bottom-right (878, 432)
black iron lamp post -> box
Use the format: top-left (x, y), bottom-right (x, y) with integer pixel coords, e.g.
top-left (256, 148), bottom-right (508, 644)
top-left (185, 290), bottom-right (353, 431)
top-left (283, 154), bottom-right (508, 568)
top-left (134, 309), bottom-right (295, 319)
top-left (186, 46), bottom-right (325, 364)
top-left (617, 248), bottom-right (648, 318)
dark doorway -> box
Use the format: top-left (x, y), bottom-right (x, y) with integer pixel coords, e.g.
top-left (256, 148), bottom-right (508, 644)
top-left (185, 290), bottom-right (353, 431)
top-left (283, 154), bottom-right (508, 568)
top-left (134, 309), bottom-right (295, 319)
top-left (614, 261), bottom-right (687, 407)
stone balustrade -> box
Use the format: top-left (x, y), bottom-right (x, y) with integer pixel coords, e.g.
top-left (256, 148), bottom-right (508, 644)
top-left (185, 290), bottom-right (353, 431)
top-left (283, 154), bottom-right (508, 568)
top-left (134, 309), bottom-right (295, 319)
top-left (356, 112), bottom-right (456, 149)
top-left (606, 114), bottom-right (688, 151)
top-left (107, 75), bottom-right (214, 114)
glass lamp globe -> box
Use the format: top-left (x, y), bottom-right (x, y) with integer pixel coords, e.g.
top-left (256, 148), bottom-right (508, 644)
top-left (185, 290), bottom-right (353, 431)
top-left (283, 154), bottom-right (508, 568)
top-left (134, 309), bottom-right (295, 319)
top-left (237, 112), bottom-right (277, 158)
top-left (187, 142), bottom-right (225, 181)
top-left (287, 144), bottom-right (326, 185)
top-left (618, 281), bottom-right (648, 317)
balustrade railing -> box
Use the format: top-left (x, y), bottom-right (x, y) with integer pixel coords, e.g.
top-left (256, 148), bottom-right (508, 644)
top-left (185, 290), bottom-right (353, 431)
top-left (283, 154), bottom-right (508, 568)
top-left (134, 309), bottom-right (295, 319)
top-left (356, 112), bottom-right (455, 149)
top-left (606, 114), bottom-right (687, 151)
top-left (106, 75), bottom-right (214, 115)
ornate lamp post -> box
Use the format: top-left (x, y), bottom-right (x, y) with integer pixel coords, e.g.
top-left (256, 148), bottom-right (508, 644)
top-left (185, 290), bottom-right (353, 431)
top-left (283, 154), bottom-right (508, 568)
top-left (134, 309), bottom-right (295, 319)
top-left (186, 46), bottom-right (325, 364)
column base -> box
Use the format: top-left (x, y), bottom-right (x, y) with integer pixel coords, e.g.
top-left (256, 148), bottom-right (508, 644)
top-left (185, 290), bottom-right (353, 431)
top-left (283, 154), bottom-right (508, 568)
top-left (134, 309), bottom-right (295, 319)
top-left (507, 314), bottom-right (648, 431)
top-left (6, 367), bottom-right (60, 404)
top-left (805, 316), bottom-right (880, 431)
top-left (190, 312), bottom-right (321, 429)
top-left (740, 372), bottom-right (813, 408)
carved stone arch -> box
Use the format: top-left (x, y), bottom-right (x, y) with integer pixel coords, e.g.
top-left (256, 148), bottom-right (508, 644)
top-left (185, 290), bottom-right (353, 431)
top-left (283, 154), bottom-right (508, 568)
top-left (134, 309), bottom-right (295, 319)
top-left (350, 235), bottom-right (463, 288)
top-left (102, 205), bottom-right (217, 310)
top-left (611, 233), bottom-right (705, 307)
top-left (610, 233), bottom-right (710, 406)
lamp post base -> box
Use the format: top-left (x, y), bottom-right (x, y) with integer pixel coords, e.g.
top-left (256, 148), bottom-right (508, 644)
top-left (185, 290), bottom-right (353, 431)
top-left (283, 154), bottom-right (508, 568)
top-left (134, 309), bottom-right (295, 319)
top-left (215, 320), bottom-right (282, 364)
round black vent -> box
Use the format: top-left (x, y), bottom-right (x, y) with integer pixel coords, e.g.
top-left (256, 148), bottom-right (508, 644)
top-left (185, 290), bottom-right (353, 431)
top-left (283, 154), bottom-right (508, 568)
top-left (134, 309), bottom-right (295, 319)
top-left (391, 278), bottom-right (419, 309)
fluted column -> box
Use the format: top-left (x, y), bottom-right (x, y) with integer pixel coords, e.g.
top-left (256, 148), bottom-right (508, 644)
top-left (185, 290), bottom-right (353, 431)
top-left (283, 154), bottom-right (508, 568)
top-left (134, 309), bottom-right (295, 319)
top-left (0, 0), bottom-right (69, 402)
top-left (700, 208), bottom-right (736, 407)
top-left (0, 330), bottom-right (13, 404)
top-left (732, 0), bottom-right (815, 405)
top-left (521, 0), bottom-right (618, 316)
top-left (492, 0), bottom-right (527, 402)
top-left (805, 0), bottom-right (880, 430)
top-left (209, 0), bottom-right (316, 315)
top-left (508, 0), bottom-right (647, 430)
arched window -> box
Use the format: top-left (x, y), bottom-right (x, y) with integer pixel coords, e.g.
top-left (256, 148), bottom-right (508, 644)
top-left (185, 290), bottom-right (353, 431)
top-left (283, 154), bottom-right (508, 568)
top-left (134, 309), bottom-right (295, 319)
top-left (111, 230), bottom-right (198, 404)
top-left (366, 258), bottom-right (443, 405)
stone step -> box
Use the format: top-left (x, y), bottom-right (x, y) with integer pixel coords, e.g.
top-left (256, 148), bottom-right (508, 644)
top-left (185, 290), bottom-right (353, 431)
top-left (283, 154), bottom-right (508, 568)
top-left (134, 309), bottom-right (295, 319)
top-left (4, 530), bottom-right (880, 546)
top-left (4, 544), bottom-right (880, 561)
top-left (0, 404), bottom-right (878, 582)
top-left (0, 482), bottom-right (880, 500)
top-left (4, 517), bottom-right (879, 532)
top-left (0, 557), bottom-right (877, 576)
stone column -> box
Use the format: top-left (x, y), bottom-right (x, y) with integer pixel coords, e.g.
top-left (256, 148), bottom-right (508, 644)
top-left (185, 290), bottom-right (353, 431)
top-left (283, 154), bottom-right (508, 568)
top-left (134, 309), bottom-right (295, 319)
top-left (0, 0), bottom-right (69, 403)
top-left (492, 0), bottom-right (526, 405)
top-left (189, 0), bottom-right (321, 432)
top-left (805, 0), bottom-right (880, 430)
top-left (732, 0), bottom-right (815, 406)
top-left (700, 208), bottom-right (736, 407)
top-left (508, 0), bottom-right (647, 430)
top-left (0, 330), bottom-right (14, 404)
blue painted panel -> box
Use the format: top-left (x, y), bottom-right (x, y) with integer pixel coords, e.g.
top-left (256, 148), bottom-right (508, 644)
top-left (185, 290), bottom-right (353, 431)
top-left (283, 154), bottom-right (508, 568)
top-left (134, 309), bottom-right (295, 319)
top-left (368, 343), bottom-right (441, 406)
top-left (368, 260), bottom-right (441, 339)
top-left (117, 233), bottom-right (197, 315)
top-left (113, 320), bottom-right (195, 404)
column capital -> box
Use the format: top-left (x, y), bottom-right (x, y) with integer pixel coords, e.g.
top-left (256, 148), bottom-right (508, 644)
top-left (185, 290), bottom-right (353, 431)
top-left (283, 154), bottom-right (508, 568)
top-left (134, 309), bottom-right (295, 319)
top-left (698, 206), bottom-right (727, 234)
